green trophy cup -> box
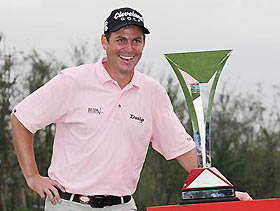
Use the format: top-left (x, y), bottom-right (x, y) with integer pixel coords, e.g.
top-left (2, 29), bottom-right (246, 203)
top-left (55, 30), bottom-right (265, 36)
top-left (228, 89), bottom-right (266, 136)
top-left (165, 49), bottom-right (239, 204)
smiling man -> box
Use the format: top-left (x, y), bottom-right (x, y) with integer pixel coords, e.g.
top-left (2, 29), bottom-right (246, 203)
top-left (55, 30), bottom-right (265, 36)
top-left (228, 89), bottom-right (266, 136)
top-left (101, 24), bottom-right (145, 89)
top-left (11, 7), bottom-right (227, 211)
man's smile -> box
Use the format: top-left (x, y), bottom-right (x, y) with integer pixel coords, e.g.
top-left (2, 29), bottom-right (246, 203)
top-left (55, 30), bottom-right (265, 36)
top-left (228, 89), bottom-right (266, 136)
top-left (119, 55), bottom-right (135, 62)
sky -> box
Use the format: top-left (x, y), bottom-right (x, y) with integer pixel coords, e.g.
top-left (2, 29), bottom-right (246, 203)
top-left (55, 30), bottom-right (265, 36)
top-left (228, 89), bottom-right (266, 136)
top-left (1, 0), bottom-right (280, 106)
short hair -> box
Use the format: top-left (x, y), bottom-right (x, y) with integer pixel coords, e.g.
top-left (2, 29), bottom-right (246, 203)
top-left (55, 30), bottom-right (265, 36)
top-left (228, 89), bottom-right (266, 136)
top-left (105, 32), bottom-right (112, 42)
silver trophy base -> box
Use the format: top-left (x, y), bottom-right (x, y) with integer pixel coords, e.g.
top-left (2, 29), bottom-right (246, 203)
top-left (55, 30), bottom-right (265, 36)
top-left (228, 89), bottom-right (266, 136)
top-left (180, 187), bottom-right (239, 204)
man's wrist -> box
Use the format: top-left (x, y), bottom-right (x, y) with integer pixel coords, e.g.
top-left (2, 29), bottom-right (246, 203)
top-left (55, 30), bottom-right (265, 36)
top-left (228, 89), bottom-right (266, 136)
top-left (25, 172), bottom-right (40, 183)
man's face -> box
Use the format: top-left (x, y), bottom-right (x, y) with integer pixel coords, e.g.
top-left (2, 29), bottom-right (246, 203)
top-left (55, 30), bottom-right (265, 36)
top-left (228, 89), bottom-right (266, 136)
top-left (101, 25), bottom-right (145, 75)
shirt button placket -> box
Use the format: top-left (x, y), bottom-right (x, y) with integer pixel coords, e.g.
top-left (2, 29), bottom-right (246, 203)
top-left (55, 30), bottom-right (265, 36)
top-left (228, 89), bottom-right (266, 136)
top-left (115, 93), bottom-right (123, 120)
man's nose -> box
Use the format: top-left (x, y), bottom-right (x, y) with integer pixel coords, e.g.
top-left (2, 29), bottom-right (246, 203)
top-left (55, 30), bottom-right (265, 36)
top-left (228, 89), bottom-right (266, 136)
top-left (124, 41), bottom-right (133, 52)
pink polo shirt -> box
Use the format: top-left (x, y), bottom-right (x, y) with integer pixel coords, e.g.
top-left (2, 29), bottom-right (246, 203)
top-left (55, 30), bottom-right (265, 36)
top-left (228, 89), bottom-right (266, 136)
top-left (14, 58), bottom-right (195, 196)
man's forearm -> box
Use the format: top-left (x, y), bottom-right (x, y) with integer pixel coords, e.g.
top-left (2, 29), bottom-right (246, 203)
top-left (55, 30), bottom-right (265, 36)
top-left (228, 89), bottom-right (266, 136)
top-left (11, 113), bottom-right (65, 204)
top-left (11, 113), bottom-right (39, 181)
top-left (176, 148), bottom-right (198, 173)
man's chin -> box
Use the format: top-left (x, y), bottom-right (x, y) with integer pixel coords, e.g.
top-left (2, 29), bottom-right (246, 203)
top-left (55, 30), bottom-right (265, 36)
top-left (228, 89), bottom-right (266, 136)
top-left (118, 64), bottom-right (136, 74)
top-left (119, 68), bottom-right (134, 75)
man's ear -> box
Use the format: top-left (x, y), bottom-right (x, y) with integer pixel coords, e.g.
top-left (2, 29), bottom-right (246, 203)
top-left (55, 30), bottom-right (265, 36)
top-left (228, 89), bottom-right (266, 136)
top-left (101, 34), bottom-right (108, 50)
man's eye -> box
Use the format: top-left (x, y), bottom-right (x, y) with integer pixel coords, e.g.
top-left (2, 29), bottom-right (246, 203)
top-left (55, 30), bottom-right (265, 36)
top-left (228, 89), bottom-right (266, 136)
top-left (134, 40), bottom-right (141, 43)
top-left (117, 38), bottom-right (125, 42)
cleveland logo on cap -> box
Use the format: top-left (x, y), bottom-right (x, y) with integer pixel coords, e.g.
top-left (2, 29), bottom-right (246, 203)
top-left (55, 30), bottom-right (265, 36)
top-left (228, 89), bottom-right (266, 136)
top-left (114, 11), bottom-right (144, 22)
top-left (104, 7), bottom-right (150, 34)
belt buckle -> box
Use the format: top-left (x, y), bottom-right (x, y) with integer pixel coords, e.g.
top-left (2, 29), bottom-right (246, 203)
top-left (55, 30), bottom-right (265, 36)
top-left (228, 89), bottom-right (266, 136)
top-left (79, 195), bottom-right (91, 204)
top-left (90, 195), bottom-right (106, 208)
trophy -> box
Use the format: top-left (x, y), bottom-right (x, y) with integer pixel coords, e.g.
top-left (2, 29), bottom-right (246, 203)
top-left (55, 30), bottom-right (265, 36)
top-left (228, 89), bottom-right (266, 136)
top-left (165, 49), bottom-right (239, 204)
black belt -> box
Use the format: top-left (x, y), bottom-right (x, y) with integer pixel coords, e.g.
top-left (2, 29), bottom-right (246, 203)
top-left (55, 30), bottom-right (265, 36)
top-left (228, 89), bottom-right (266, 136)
top-left (57, 188), bottom-right (131, 208)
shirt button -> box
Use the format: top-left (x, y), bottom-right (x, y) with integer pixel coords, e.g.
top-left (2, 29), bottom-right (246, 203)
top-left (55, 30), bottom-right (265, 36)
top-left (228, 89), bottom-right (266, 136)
top-left (118, 104), bottom-right (121, 108)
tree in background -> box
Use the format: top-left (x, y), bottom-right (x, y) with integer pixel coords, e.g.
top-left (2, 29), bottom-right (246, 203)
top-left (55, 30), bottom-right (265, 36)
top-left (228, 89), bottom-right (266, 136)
top-left (69, 40), bottom-right (103, 66)
top-left (0, 54), bottom-right (10, 211)
top-left (211, 85), bottom-right (280, 199)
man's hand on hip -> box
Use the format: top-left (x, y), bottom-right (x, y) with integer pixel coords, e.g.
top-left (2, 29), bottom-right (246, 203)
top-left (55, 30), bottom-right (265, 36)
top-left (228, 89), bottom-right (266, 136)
top-left (26, 174), bottom-right (65, 205)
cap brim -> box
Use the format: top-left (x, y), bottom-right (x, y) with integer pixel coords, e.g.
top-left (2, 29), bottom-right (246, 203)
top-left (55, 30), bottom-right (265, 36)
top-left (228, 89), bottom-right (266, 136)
top-left (109, 23), bottom-right (150, 34)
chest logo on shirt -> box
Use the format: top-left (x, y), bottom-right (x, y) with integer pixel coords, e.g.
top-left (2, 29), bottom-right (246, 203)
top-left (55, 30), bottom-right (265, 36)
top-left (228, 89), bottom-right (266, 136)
top-left (130, 114), bottom-right (144, 123)
top-left (88, 107), bottom-right (103, 114)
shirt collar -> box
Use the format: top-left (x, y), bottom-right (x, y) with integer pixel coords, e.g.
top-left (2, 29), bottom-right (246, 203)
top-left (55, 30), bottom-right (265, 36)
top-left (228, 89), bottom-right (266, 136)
top-left (96, 57), bottom-right (140, 88)
top-left (130, 70), bottom-right (140, 88)
top-left (95, 57), bottom-right (114, 84)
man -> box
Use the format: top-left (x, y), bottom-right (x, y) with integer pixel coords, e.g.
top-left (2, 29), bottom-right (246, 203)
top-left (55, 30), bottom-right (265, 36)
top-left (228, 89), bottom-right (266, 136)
top-left (11, 7), bottom-right (250, 211)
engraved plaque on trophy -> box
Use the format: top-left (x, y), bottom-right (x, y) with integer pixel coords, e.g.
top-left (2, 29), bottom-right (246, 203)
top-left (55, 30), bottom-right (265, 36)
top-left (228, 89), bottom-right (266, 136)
top-left (165, 50), bottom-right (239, 204)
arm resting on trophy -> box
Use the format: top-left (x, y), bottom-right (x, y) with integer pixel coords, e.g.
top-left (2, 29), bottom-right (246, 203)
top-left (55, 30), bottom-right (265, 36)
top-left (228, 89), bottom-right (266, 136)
top-left (176, 148), bottom-right (198, 173)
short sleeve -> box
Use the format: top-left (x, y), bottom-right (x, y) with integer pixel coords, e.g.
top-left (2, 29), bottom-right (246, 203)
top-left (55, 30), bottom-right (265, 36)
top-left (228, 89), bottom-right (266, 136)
top-left (13, 72), bottom-right (70, 134)
top-left (151, 87), bottom-right (195, 160)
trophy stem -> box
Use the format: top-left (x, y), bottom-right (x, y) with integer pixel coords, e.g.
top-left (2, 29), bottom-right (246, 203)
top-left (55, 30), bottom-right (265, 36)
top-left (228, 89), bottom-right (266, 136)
top-left (193, 131), bottom-right (203, 168)
top-left (205, 53), bottom-right (231, 167)
top-left (190, 83), bottom-right (205, 168)
top-left (205, 121), bottom-right (211, 167)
